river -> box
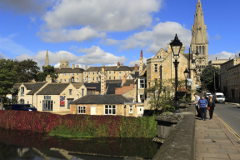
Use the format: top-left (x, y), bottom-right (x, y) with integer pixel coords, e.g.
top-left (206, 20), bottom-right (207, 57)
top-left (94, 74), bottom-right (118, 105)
top-left (0, 128), bottom-right (160, 160)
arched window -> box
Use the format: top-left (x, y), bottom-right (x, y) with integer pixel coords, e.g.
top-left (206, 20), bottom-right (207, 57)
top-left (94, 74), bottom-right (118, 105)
top-left (199, 46), bottom-right (201, 54)
top-left (196, 46), bottom-right (198, 53)
top-left (20, 99), bottom-right (24, 104)
top-left (202, 46), bottom-right (205, 55)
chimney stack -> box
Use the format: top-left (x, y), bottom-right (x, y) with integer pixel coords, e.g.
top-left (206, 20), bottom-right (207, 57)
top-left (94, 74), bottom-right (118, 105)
top-left (72, 64), bottom-right (75, 69)
top-left (135, 63), bottom-right (138, 71)
top-left (139, 50), bottom-right (143, 73)
top-left (216, 57), bottom-right (218, 60)
top-left (46, 75), bottom-right (52, 83)
top-left (122, 74), bottom-right (126, 84)
top-left (76, 65), bottom-right (79, 68)
top-left (117, 62), bottom-right (120, 68)
top-left (85, 65), bottom-right (87, 70)
top-left (121, 63), bottom-right (123, 66)
top-left (101, 65), bottom-right (106, 95)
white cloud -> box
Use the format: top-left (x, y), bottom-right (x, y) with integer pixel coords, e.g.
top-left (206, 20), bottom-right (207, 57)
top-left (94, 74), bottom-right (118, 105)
top-left (30, 16), bottom-right (36, 22)
top-left (77, 46), bottom-right (127, 65)
top-left (106, 21), bottom-right (191, 53)
top-left (0, 51), bottom-right (6, 59)
top-left (128, 57), bottom-right (147, 66)
top-left (208, 51), bottom-right (237, 61)
top-left (43, 0), bottom-right (162, 32)
top-left (39, 27), bottom-right (106, 42)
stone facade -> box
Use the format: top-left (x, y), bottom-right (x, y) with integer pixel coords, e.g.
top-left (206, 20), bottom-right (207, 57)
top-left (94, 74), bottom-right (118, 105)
top-left (209, 57), bottom-right (229, 68)
top-left (220, 56), bottom-right (240, 102)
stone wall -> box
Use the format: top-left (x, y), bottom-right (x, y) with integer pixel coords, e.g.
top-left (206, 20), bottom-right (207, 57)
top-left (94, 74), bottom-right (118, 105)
top-left (153, 105), bottom-right (195, 160)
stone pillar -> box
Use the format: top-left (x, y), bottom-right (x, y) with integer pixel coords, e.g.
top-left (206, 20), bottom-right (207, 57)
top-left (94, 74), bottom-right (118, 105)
top-left (101, 65), bottom-right (106, 95)
top-left (139, 50), bottom-right (143, 73)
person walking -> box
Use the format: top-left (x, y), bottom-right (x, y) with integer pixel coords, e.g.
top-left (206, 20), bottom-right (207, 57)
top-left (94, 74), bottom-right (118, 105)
top-left (207, 95), bottom-right (215, 120)
top-left (198, 96), bottom-right (208, 121)
top-left (194, 93), bottom-right (201, 117)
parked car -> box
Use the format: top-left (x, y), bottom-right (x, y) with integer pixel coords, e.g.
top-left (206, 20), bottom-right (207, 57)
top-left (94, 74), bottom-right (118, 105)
top-left (5, 104), bottom-right (37, 111)
top-left (214, 92), bottom-right (225, 103)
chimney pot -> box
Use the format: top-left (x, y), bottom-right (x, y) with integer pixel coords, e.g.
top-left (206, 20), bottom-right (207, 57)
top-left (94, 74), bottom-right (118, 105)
top-left (85, 65), bottom-right (87, 70)
top-left (72, 64), bottom-right (75, 69)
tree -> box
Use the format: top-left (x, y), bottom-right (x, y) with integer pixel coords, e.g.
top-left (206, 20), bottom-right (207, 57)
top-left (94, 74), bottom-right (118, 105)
top-left (145, 78), bottom-right (186, 113)
top-left (0, 59), bottom-right (17, 109)
top-left (13, 59), bottom-right (40, 83)
top-left (36, 65), bottom-right (58, 82)
top-left (200, 64), bottom-right (220, 92)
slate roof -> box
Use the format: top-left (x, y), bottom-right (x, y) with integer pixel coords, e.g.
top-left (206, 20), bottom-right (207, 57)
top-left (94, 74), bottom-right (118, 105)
top-left (13, 83), bottom-right (21, 90)
top-left (55, 68), bottom-right (84, 73)
top-left (123, 80), bottom-right (134, 86)
top-left (84, 83), bottom-right (101, 91)
top-left (71, 95), bottom-right (131, 104)
top-left (106, 83), bottom-right (121, 94)
top-left (27, 82), bottom-right (47, 95)
top-left (72, 83), bottom-right (84, 89)
top-left (24, 83), bottom-right (35, 90)
top-left (85, 66), bottom-right (134, 72)
top-left (37, 83), bottom-right (70, 95)
top-left (106, 80), bottom-right (122, 83)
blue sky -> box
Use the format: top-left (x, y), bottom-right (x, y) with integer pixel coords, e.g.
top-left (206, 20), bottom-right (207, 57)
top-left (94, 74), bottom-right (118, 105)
top-left (0, 0), bottom-right (239, 69)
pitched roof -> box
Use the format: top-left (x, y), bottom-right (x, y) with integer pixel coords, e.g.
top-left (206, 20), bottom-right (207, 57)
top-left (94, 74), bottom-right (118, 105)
top-left (72, 83), bottom-right (84, 89)
top-left (106, 80), bottom-right (122, 83)
top-left (37, 83), bottom-right (70, 95)
top-left (13, 83), bottom-right (21, 90)
top-left (27, 82), bottom-right (47, 95)
top-left (84, 83), bottom-right (101, 91)
top-left (85, 66), bottom-right (134, 72)
top-left (123, 80), bottom-right (134, 86)
top-left (24, 83), bottom-right (35, 90)
top-left (71, 95), bottom-right (131, 104)
top-left (55, 68), bottom-right (84, 73)
top-left (106, 83), bottom-right (121, 94)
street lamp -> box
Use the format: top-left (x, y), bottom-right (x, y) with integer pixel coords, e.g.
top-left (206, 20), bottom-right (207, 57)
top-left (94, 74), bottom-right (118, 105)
top-left (170, 34), bottom-right (183, 113)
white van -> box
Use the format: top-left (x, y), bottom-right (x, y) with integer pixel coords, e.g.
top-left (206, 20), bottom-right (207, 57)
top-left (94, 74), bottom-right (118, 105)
top-left (214, 92), bottom-right (225, 103)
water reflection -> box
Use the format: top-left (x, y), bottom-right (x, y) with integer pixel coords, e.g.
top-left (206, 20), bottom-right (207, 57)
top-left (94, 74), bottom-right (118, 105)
top-left (0, 129), bottom-right (160, 160)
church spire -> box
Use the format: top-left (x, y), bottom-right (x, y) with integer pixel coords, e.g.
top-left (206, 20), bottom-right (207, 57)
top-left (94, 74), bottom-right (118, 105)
top-left (45, 49), bottom-right (49, 66)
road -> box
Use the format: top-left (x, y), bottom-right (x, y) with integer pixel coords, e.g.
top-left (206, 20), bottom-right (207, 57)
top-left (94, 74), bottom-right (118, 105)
top-left (214, 103), bottom-right (240, 143)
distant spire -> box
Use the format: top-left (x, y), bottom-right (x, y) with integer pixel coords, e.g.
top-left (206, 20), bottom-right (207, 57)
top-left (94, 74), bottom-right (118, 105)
top-left (45, 49), bottom-right (49, 66)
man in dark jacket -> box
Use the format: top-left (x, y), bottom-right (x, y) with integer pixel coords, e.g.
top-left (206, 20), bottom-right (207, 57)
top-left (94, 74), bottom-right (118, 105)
top-left (208, 95), bottom-right (215, 120)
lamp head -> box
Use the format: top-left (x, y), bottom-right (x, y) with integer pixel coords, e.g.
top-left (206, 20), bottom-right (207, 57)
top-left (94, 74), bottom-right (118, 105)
top-left (170, 34), bottom-right (183, 59)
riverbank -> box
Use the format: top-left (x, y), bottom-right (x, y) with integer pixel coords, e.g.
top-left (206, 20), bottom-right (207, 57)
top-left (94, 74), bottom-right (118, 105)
top-left (0, 110), bottom-right (158, 138)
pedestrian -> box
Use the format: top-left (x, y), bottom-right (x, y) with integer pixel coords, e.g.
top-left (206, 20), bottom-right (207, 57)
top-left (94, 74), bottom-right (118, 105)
top-left (193, 93), bottom-right (201, 117)
top-left (207, 95), bottom-right (215, 120)
top-left (198, 95), bottom-right (208, 121)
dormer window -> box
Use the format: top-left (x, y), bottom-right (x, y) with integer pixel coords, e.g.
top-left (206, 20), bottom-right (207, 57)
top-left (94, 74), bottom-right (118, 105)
top-left (20, 87), bottom-right (24, 96)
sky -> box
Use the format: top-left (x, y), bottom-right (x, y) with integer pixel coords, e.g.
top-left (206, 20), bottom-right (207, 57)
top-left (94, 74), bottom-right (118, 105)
top-left (0, 0), bottom-right (240, 69)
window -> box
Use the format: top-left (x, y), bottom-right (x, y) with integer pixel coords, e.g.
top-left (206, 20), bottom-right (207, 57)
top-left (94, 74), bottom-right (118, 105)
top-left (109, 76), bottom-right (111, 80)
top-left (73, 73), bottom-right (74, 76)
top-left (69, 89), bottom-right (72, 95)
top-left (140, 79), bottom-right (145, 88)
top-left (114, 76), bottom-right (116, 80)
top-left (109, 71), bottom-right (111, 74)
top-left (68, 79), bottom-right (70, 82)
top-left (119, 72), bottom-right (121, 74)
top-left (64, 79), bottom-right (66, 82)
top-left (77, 73), bottom-right (78, 75)
top-left (27, 101), bottom-right (29, 104)
top-left (96, 77), bottom-right (98, 81)
top-left (93, 77), bottom-right (95, 81)
top-left (68, 73), bottom-right (70, 75)
top-left (78, 106), bottom-right (85, 114)
top-left (64, 73), bottom-right (66, 76)
top-left (60, 79), bottom-right (62, 82)
top-left (88, 77), bottom-right (91, 81)
top-left (20, 87), bottom-right (24, 96)
top-left (82, 89), bottom-right (84, 96)
top-left (154, 64), bottom-right (157, 72)
top-left (76, 78), bottom-right (79, 82)
top-left (89, 72), bottom-right (90, 75)
top-left (129, 105), bottom-right (133, 114)
top-left (105, 105), bottom-right (116, 115)
top-left (119, 76), bottom-right (121, 79)
top-left (85, 78), bottom-right (87, 82)
top-left (85, 72), bottom-right (86, 75)
top-left (60, 73), bottom-right (62, 76)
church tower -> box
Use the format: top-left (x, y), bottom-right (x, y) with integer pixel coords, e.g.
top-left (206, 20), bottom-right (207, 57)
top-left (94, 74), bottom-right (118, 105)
top-left (191, 0), bottom-right (208, 66)
top-left (44, 50), bottom-right (49, 67)
top-left (191, 0), bottom-right (208, 83)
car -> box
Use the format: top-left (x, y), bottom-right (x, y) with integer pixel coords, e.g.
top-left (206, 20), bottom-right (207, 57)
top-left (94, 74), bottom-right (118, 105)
top-left (214, 92), bottom-right (225, 103)
top-left (7, 104), bottom-right (37, 111)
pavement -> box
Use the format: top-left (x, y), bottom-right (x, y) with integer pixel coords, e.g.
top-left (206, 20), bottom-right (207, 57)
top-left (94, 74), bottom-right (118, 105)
top-left (195, 113), bottom-right (240, 160)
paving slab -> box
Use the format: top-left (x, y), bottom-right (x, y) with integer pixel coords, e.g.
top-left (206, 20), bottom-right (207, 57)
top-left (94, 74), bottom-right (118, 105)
top-left (195, 114), bottom-right (240, 160)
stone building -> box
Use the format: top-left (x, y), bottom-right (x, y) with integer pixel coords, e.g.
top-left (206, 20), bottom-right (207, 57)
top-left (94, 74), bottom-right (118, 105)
top-left (220, 56), bottom-right (240, 102)
top-left (208, 57), bottom-right (229, 68)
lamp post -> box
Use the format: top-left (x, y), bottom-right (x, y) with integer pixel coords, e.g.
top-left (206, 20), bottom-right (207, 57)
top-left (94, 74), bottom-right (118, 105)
top-left (170, 34), bottom-right (183, 113)
top-left (184, 68), bottom-right (190, 103)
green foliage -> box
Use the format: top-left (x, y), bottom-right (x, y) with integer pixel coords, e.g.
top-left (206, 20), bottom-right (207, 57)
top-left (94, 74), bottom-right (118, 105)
top-left (200, 64), bottom-right (220, 92)
top-left (0, 59), bottom-right (18, 108)
top-left (13, 59), bottom-right (40, 83)
top-left (145, 79), bottom-right (185, 112)
top-left (36, 65), bottom-right (58, 82)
